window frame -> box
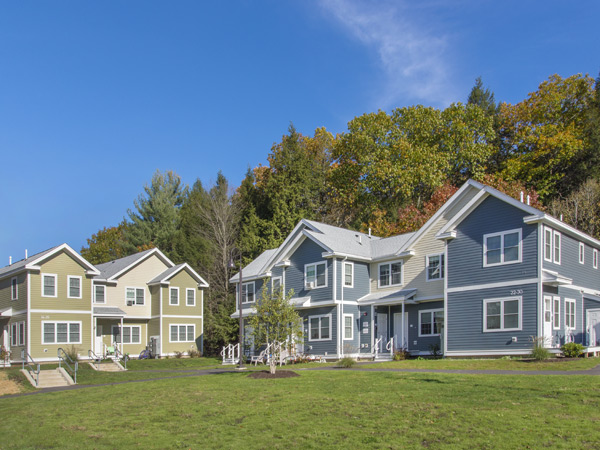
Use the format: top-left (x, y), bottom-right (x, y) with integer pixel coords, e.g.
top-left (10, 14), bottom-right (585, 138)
top-left (169, 287), bottom-right (179, 306)
top-left (112, 325), bottom-right (142, 345)
top-left (579, 243), bottom-right (585, 265)
top-left (11, 321), bottom-right (25, 347)
top-left (11, 277), bottom-right (18, 300)
top-left (42, 321), bottom-right (82, 345)
top-left (594, 249), bottom-right (598, 269)
top-left (94, 285), bottom-right (106, 304)
top-left (343, 262), bottom-right (354, 288)
top-left (67, 275), bottom-right (82, 299)
top-left (564, 298), bottom-right (576, 330)
top-left (418, 309), bottom-right (444, 337)
top-left (553, 296), bottom-right (560, 330)
top-left (482, 228), bottom-right (522, 267)
top-left (271, 277), bottom-right (282, 296)
top-left (308, 314), bottom-right (332, 342)
top-left (186, 288), bottom-right (196, 306)
top-left (378, 260), bottom-right (403, 288)
top-left (483, 296), bottom-right (522, 332)
top-left (343, 314), bottom-right (354, 340)
top-left (544, 227), bottom-right (553, 262)
top-left (304, 261), bottom-right (328, 289)
top-left (426, 253), bottom-right (445, 281)
top-left (169, 324), bottom-right (196, 343)
top-left (125, 287), bottom-right (145, 306)
top-left (553, 230), bottom-right (561, 265)
top-left (240, 281), bottom-right (255, 303)
top-left (41, 273), bottom-right (58, 298)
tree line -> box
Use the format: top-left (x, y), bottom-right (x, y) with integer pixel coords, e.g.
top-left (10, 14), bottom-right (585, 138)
top-left (81, 71), bottom-right (600, 354)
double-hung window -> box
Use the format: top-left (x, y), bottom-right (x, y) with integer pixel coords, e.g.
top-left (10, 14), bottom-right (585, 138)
top-left (343, 314), bottom-right (353, 340)
top-left (68, 276), bottom-right (82, 299)
top-left (553, 297), bottom-right (560, 330)
top-left (112, 325), bottom-right (141, 344)
top-left (94, 285), bottom-right (106, 304)
top-left (42, 274), bottom-right (57, 297)
top-left (483, 297), bottom-right (521, 332)
top-left (419, 310), bottom-right (444, 336)
top-left (343, 262), bottom-right (354, 288)
top-left (544, 227), bottom-right (562, 264)
top-left (11, 277), bottom-right (18, 300)
top-left (10, 321), bottom-right (25, 346)
top-left (170, 287), bottom-right (179, 305)
top-left (483, 229), bottom-right (521, 267)
top-left (308, 315), bottom-right (331, 341)
top-left (378, 261), bottom-right (402, 287)
top-left (305, 262), bottom-right (327, 289)
top-left (241, 282), bottom-right (255, 303)
top-left (169, 324), bottom-right (195, 342)
top-left (43, 321), bottom-right (81, 344)
top-left (594, 249), bottom-right (598, 269)
top-left (579, 243), bottom-right (585, 265)
top-left (565, 299), bottom-right (576, 329)
top-left (126, 287), bottom-right (144, 306)
top-left (426, 254), bottom-right (445, 281)
top-left (186, 288), bottom-right (196, 306)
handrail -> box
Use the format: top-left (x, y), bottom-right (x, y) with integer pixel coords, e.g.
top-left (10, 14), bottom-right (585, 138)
top-left (220, 343), bottom-right (240, 364)
top-left (57, 348), bottom-right (78, 384)
top-left (372, 337), bottom-right (382, 358)
top-left (22, 351), bottom-right (40, 387)
top-left (113, 346), bottom-right (127, 370)
top-left (386, 337), bottom-right (394, 353)
top-left (88, 349), bottom-right (101, 369)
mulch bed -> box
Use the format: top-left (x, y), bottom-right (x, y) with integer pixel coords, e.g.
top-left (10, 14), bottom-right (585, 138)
top-left (247, 370), bottom-right (300, 379)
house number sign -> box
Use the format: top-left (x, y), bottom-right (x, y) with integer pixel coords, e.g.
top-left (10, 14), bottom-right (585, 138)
top-left (510, 289), bottom-right (523, 296)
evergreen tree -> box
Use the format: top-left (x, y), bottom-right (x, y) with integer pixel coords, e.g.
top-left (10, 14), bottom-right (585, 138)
top-left (467, 76), bottom-right (498, 116)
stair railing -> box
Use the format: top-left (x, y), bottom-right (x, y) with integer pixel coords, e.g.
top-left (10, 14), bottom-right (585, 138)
top-left (113, 346), bottom-right (127, 370)
top-left (386, 337), bottom-right (394, 354)
top-left (57, 348), bottom-right (78, 384)
top-left (220, 343), bottom-right (240, 364)
top-left (88, 349), bottom-right (102, 369)
top-left (21, 351), bottom-right (40, 387)
top-left (372, 337), bottom-right (382, 358)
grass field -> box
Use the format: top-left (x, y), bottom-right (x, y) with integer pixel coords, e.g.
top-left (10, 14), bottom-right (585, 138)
top-left (1, 361), bottom-right (599, 449)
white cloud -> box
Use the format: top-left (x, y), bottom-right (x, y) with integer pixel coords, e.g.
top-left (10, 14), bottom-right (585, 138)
top-left (319, 0), bottom-right (457, 109)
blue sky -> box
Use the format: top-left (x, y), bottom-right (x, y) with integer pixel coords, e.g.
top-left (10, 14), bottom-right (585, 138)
top-left (1, 0), bottom-right (599, 262)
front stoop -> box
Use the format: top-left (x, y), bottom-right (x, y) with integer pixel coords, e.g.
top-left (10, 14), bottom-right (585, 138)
top-left (88, 360), bottom-right (126, 372)
top-left (22, 368), bottom-right (75, 388)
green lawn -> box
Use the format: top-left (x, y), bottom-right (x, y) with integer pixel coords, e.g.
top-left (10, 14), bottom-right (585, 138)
top-left (1, 369), bottom-right (599, 449)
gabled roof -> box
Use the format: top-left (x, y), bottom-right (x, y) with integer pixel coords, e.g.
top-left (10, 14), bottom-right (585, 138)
top-left (94, 248), bottom-right (174, 281)
top-left (148, 263), bottom-right (209, 287)
top-left (229, 248), bottom-right (277, 283)
top-left (0, 243), bottom-right (100, 280)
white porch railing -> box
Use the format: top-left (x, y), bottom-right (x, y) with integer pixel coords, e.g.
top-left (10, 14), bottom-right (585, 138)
top-left (220, 343), bottom-right (240, 365)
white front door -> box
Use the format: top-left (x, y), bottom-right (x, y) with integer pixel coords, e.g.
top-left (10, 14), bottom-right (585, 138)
top-left (393, 312), bottom-right (409, 351)
top-left (2, 326), bottom-right (8, 352)
top-left (95, 325), bottom-right (103, 354)
top-left (543, 296), bottom-right (553, 346)
top-left (588, 310), bottom-right (600, 346)
top-left (376, 313), bottom-right (388, 352)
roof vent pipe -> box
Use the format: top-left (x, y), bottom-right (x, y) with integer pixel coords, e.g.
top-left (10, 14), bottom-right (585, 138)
top-left (520, 191), bottom-right (524, 203)
top-left (560, 214), bottom-right (563, 221)
top-left (9, 256), bottom-right (12, 265)
top-left (526, 195), bottom-right (530, 206)
top-left (368, 228), bottom-right (372, 237)
top-left (25, 249), bottom-right (28, 259)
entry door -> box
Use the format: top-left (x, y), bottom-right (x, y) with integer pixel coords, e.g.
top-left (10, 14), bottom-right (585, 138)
top-left (2, 326), bottom-right (8, 351)
top-left (95, 325), bottom-right (103, 354)
top-left (376, 313), bottom-right (388, 352)
top-left (393, 313), bottom-right (409, 351)
top-left (543, 296), bottom-right (553, 346)
top-left (588, 311), bottom-right (600, 346)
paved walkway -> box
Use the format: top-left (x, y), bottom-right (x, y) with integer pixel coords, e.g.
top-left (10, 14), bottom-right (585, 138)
top-left (2, 363), bottom-right (599, 399)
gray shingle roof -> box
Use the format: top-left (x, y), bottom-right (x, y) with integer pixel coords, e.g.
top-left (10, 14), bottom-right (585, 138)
top-left (148, 263), bottom-right (185, 284)
top-left (0, 245), bottom-right (60, 279)
top-left (229, 248), bottom-right (278, 282)
top-left (95, 248), bottom-right (156, 279)
top-left (370, 232), bottom-right (416, 259)
top-left (93, 306), bottom-right (126, 316)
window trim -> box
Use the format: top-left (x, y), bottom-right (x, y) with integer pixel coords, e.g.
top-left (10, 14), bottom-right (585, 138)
top-left (544, 227), bottom-right (553, 262)
top-left (271, 277), bottom-right (282, 296)
top-left (418, 309), bottom-right (444, 337)
top-left (169, 287), bottom-right (180, 306)
top-left (308, 314), bottom-right (332, 342)
top-left (94, 285), bottom-right (106, 304)
top-left (67, 275), bottom-right (82, 299)
top-left (343, 262), bottom-right (354, 288)
top-left (343, 314), bottom-right (354, 340)
top-left (579, 243), bottom-right (585, 265)
top-left (169, 324), bottom-right (196, 343)
top-left (111, 325), bottom-right (142, 345)
top-left (11, 321), bottom-right (25, 347)
top-left (483, 296), bottom-right (522, 333)
top-left (125, 287), bottom-right (145, 306)
top-left (426, 253), bottom-right (445, 282)
top-left (11, 277), bottom-right (18, 300)
top-left (553, 296), bottom-right (560, 330)
top-left (553, 230), bottom-right (561, 265)
top-left (304, 261), bottom-right (328, 289)
top-left (377, 260), bottom-right (403, 288)
top-left (186, 288), bottom-right (196, 306)
top-left (483, 228), bottom-right (522, 267)
top-left (564, 298), bottom-right (576, 330)
top-left (239, 281), bottom-right (256, 304)
top-left (42, 321), bottom-right (82, 345)
top-left (594, 249), bottom-right (598, 269)
top-left (41, 273), bottom-right (58, 298)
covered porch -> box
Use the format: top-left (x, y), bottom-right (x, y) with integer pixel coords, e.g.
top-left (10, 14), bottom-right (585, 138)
top-left (92, 306), bottom-right (127, 358)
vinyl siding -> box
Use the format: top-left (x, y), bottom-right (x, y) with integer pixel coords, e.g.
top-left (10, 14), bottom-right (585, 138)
top-left (161, 270), bottom-right (203, 316)
top-left (287, 238), bottom-right (332, 303)
top-left (0, 272), bottom-right (27, 311)
top-left (336, 260), bottom-right (369, 301)
top-left (29, 311), bottom-right (93, 360)
top-left (546, 286), bottom-right (585, 346)
top-left (339, 304), bottom-right (360, 354)
top-left (358, 306), bottom-right (373, 352)
top-left (161, 316), bottom-right (203, 355)
top-left (299, 306), bottom-right (337, 356)
top-left (583, 297), bottom-right (600, 346)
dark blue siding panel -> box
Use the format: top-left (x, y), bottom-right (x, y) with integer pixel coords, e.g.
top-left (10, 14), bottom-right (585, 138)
top-left (583, 297), bottom-right (600, 346)
top-left (299, 306), bottom-right (337, 356)
top-left (359, 306), bottom-right (372, 353)
top-left (447, 283), bottom-right (538, 352)
top-left (286, 239), bottom-right (332, 303)
top-left (337, 260), bottom-right (370, 301)
top-left (241, 278), bottom-right (263, 312)
top-left (339, 304), bottom-right (360, 354)
top-left (448, 196), bottom-right (538, 289)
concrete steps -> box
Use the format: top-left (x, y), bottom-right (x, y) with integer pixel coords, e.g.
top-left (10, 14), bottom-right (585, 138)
top-left (88, 360), bottom-right (126, 372)
top-left (23, 368), bottom-right (74, 388)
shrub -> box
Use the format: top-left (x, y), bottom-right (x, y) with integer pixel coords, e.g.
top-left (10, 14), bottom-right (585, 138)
top-left (188, 348), bottom-right (200, 358)
top-left (529, 337), bottom-right (550, 361)
top-left (429, 344), bottom-right (441, 359)
top-left (561, 342), bottom-right (584, 358)
top-left (65, 345), bottom-right (80, 362)
top-left (174, 351), bottom-right (184, 359)
top-left (393, 349), bottom-right (409, 361)
top-left (337, 357), bottom-right (356, 368)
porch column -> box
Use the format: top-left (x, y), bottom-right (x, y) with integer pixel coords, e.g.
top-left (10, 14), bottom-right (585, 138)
top-left (401, 301), bottom-right (405, 349)
top-left (120, 317), bottom-right (124, 352)
top-left (94, 316), bottom-right (98, 355)
top-left (370, 304), bottom-right (374, 351)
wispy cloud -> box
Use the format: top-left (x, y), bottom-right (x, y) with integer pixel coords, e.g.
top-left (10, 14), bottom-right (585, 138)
top-left (319, 0), bottom-right (457, 109)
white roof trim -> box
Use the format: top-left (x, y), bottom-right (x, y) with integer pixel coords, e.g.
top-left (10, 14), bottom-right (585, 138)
top-left (436, 190), bottom-right (488, 238)
top-left (25, 243), bottom-right (100, 275)
top-left (0, 307), bottom-right (13, 317)
top-left (107, 248), bottom-right (174, 281)
top-left (149, 263), bottom-right (209, 288)
top-left (541, 269), bottom-right (573, 286)
top-left (523, 215), bottom-right (600, 248)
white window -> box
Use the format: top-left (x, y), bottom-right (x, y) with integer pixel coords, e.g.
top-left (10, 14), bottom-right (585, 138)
top-left (170, 287), bottom-right (179, 305)
top-left (553, 231), bottom-right (561, 264)
top-left (305, 262), bottom-right (327, 289)
top-left (426, 254), bottom-right (445, 281)
top-left (343, 262), bottom-right (354, 288)
top-left (419, 309), bottom-right (444, 336)
top-left (11, 277), bottom-right (18, 300)
top-left (272, 277), bottom-right (282, 296)
top-left (112, 325), bottom-right (141, 344)
top-left (553, 297), bottom-right (560, 330)
top-left (565, 299), bottom-right (576, 329)
top-left (378, 261), bottom-right (403, 288)
top-left (483, 229), bottom-right (522, 267)
top-left (68, 276), bottom-right (82, 299)
top-left (186, 288), bottom-right (196, 306)
top-left (42, 321), bottom-right (81, 344)
top-left (169, 324), bottom-right (195, 342)
top-left (308, 314), bottom-right (331, 341)
top-left (241, 282), bottom-right (255, 303)
top-left (10, 321), bottom-right (25, 346)
top-left (594, 249), bottom-right (598, 269)
top-left (343, 314), bottom-right (353, 340)
top-left (42, 273), bottom-right (57, 297)
top-left (579, 243), bottom-right (585, 265)
top-left (94, 285), bottom-right (106, 304)
top-left (483, 297), bottom-right (521, 332)
top-left (126, 287), bottom-right (145, 306)
top-left (544, 227), bottom-right (553, 262)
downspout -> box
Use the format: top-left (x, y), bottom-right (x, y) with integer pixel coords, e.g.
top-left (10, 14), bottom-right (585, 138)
top-left (27, 272), bottom-right (31, 361)
top-left (340, 256), bottom-right (347, 357)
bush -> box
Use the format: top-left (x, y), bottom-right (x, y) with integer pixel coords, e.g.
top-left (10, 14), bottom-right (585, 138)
top-left (337, 357), bottom-right (356, 368)
top-left (174, 351), bottom-right (184, 359)
top-left (393, 349), bottom-right (409, 361)
top-left (188, 348), bottom-right (200, 358)
top-left (561, 342), bottom-right (584, 358)
top-left (529, 337), bottom-right (550, 361)
top-left (65, 345), bottom-right (80, 362)
top-left (429, 344), bottom-right (441, 359)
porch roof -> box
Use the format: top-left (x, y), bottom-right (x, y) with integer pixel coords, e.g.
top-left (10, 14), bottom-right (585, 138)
top-left (93, 306), bottom-right (126, 317)
top-left (0, 307), bottom-right (12, 317)
top-left (542, 269), bottom-right (573, 286)
top-left (357, 288), bottom-right (417, 306)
